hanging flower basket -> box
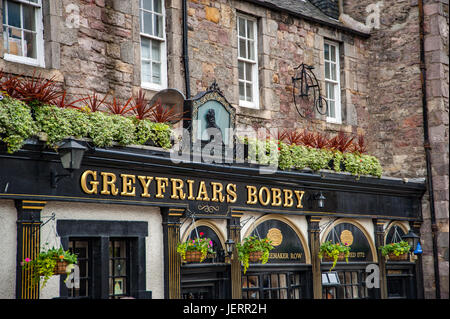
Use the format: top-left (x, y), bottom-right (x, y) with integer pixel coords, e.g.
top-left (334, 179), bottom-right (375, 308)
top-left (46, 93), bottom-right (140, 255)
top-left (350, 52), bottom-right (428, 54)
top-left (387, 253), bottom-right (409, 261)
top-left (237, 236), bottom-right (274, 274)
top-left (319, 241), bottom-right (351, 271)
top-left (21, 246), bottom-right (78, 288)
top-left (379, 241), bottom-right (411, 261)
top-left (176, 232), bottom-right (215, 263)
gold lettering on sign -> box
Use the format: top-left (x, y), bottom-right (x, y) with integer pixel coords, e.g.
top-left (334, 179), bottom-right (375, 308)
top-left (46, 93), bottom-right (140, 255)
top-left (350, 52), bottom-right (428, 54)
top-left (170, 178), bottom-right (186, 200)
top-left (186, 180), bottom-right (196, 200)
top-left (155, 177), bottom-right (169, 199)
top-left (81, 170), bottom-right (99, 194)
top-left (271, 188), bottom-right (282, 207)
top-left (196, 181), bottom-right (210, 201)
top-left (294, 190), bottom-right (305, 208)
top-left (100, 172), bottom-right (119, 196)
top-left (258, 186), bottom-right (271, 206)
top-left (226, 183), bottom-right (237, 203)
top-left (138, 176), bottom-right (154, 198)
top-left (211, 182), bottom-right (225, 203)
top-left (120, 174), bottom-right (136, 196)
top-left (246, 186), bottom-right (258, 204)
top-left (283, 189), bottom-right (294, 207)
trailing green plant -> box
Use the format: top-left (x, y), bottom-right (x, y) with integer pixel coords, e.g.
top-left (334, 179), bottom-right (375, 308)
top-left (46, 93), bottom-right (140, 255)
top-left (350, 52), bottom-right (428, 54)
top-left (21, 245), bottom-right (78, 288)
top-left (343, 152), bottom-right (382, 179)
top-left (379, 241), bottom-right (411, 257)
top-left (236, 236), bottom-right (274, 274)
top-left (135, 119), bottom-right (172, 149)
top-left (176, 233), bottom-right (215, 263)
top-left (319, 241), bottom-right (351, 271)
top-left (0, 94), bottom-right (38, 153)
top-left (34, 105), bottom-right (90, 146)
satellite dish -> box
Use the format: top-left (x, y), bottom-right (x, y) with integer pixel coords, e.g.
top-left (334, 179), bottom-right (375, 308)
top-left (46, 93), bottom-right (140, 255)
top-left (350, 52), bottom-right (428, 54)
top-left (148, 88), bottom-right (186, 124)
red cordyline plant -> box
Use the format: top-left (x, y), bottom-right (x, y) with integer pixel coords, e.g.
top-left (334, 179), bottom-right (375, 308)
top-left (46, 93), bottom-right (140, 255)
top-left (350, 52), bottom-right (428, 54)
top-left (0, 73), bottom-right (22, 99)
top-left (313, 131), bottom-right (330, 149)
top-left (105, 96), bottom-right (135, 115)
top-left (14, 71), bottom-right (62, 104)
top-left (131, 89), bottom-right (153, 120)
top-left (267, 128), bottom-right (287, 142)
top-left (148, 99), bottom-right (184, 123)
top-left (73, 92), bottom-right (109, 112)
top-left (300, 129), bottom-right (316, 147)
top-left (328, 131), bottom-right (355, 153)
top-left (51, 91), bottom-right (86, 109)
top-left (352, 133), bottom-right (368, 154)
top-left (284, 129), bottom-right (303, 145)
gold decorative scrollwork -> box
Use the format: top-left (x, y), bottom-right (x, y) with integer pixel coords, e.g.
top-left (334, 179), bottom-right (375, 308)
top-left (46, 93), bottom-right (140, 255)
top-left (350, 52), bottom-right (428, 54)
top-left (197, 204), bottom-right (220, 213)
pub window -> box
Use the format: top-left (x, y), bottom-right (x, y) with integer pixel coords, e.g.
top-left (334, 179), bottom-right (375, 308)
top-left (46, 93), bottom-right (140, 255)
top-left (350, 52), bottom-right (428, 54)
top-left (242, 272), bottom-right (306, 299)
top-left (109, 239), bottom-right (131, 299)
top-left (324, 40), bottom-right (341, 124)
top-left (2, 0), bottom-right (45, 67)
top-left (139, 0), bottom-right (167, 90)
top-left (237, 13), bottom-right (259, 109)
top-left (323, 270), bottom-right (369, 299)
top-left (68, 239), bottom-right (92, 299)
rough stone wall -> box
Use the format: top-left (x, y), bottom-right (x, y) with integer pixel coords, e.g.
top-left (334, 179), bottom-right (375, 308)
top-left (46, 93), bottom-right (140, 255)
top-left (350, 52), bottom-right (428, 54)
top-left (423, 0), bottom-right (449, 299)
top-left (344, 0), bottom-right (449, 299)
top-left (0, 0), bottom-right (184, 102)
top-left (187, 0), bottom-right (371, 144)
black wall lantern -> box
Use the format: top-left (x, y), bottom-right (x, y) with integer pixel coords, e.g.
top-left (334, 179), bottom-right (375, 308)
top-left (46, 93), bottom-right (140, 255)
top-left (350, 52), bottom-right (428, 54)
top-left (315, 191), bottom-right (326, 209)
top-left (292, 63), bottom-right (328, 118)
top-left (225, 238), bottom-right (235, 259)
top-left (402, 229), bottom-right (420, 253)
top-left (51, 139), bottom-right (86, 188)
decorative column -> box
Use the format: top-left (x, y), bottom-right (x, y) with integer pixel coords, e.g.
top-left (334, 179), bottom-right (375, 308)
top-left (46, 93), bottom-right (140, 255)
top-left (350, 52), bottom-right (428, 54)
top-left (15, 200), bottom-right (46, 299)
top-left (228, 210), bottom-right (243, 299)
top-left (161, 208), bottom-right (183, 299)
top-left (373, 219), bottom-right (388, 299)
top-left (307, 216), bottom-right (322, 299)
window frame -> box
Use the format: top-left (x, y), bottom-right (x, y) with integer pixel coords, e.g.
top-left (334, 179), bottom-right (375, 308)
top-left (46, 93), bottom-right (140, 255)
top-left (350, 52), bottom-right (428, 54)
top-left (237, 13), bottom-right (259, 109)
top-left (139, 0), bottom-right (167, 91)
top-left (2, 0), bottom-right (45, 67)
top-left (323, 40), bottom-right (341, 124)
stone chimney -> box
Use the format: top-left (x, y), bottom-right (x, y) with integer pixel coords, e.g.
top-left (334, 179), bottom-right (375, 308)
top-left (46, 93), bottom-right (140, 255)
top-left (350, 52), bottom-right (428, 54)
top-left (308, 0), bottom-right (340, 19)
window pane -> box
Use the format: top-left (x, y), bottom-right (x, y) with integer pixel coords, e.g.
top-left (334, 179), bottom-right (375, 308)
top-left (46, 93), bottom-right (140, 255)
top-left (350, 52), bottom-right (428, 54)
top-left (152, 62), bottom-right (161, 83)
top-left (142, 61), bottom-right (151, 83)
top-left (330, 45), bottom-right (336, 61)
top-left (238, 17), bottom-right (245, 37)
top-left (325, 62), bottom-right (330, 79)
top-left (239, 81), bottom-right (245, 100)
top-left (238, 61), bottom-right (244, 80)
top-left (6, 27), bottom-right (23, 56)
top-left (22, 5), bottom-right (36, 31)
top-left (143, 11), bottom-right (153, 35)
top-left (23, 30), bottom-right (36, 58)
top-left (7, 1), bottom-right (21, 28)
top-left (245, 62), bottom-right (252, 82)
top-left (327, 82), bottom-right (335, 100)
top-left (331, 63), bottom-right (337, 81)
top-left (155, 15), bottom-right (163, 37)
top-left (248, 40), bottom-right (254, 60)
top-left (141, 37), bottom-right (151, 59)
top-left (151, 40), bottom-right (160, 61)
top-left (247, 20), bottom-right (254, 40)
top-left (142, 0), bottom-right (152, 11)
top-left (324, 43), bottom-right (329, 60)
top-left (239, 38), bottom-right (247, 59)
top-left (153, 0), bottom-right (162, 13)
top-left (246, 83), bottom-right (252, 102)
top-left (328, 100), bottom-right (335, 118)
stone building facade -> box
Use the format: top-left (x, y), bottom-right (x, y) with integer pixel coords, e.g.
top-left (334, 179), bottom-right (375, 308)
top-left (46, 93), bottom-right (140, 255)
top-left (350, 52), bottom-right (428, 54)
top-left (0, 0), bottom-right (448, 299)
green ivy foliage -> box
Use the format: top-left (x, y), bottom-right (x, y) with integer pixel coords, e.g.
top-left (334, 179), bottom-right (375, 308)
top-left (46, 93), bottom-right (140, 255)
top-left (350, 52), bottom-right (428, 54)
top-left (0, 97), bottom-right (173, 152)
top-left (0, 95), bottom-right (37, 153)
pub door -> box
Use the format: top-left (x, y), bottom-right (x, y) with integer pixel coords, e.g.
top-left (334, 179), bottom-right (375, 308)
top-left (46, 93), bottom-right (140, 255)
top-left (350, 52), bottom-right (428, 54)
top-left (181, 263), bottom-right (231, 299)
top-left (386, 262), bottom-right (417, 299)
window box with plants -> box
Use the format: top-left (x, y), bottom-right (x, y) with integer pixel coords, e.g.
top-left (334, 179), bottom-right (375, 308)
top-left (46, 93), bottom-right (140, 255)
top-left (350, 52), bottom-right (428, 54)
top-left (319, 241), bottom-right (351, 271)
top-left (176, 233), bottom-right (215, 263)
top-left (21, 246), bottom-right (78, 288)
top-left (236, 236), bottom-right (274, 274)
top-left (379, 241), bottom-right (411, 261)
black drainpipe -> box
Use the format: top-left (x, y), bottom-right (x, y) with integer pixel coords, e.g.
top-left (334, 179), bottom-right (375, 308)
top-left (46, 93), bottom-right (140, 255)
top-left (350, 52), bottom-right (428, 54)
top-left (418, 0), bottom-right (440, 299)
top-left (182, 0), bottom-right (191, 99)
